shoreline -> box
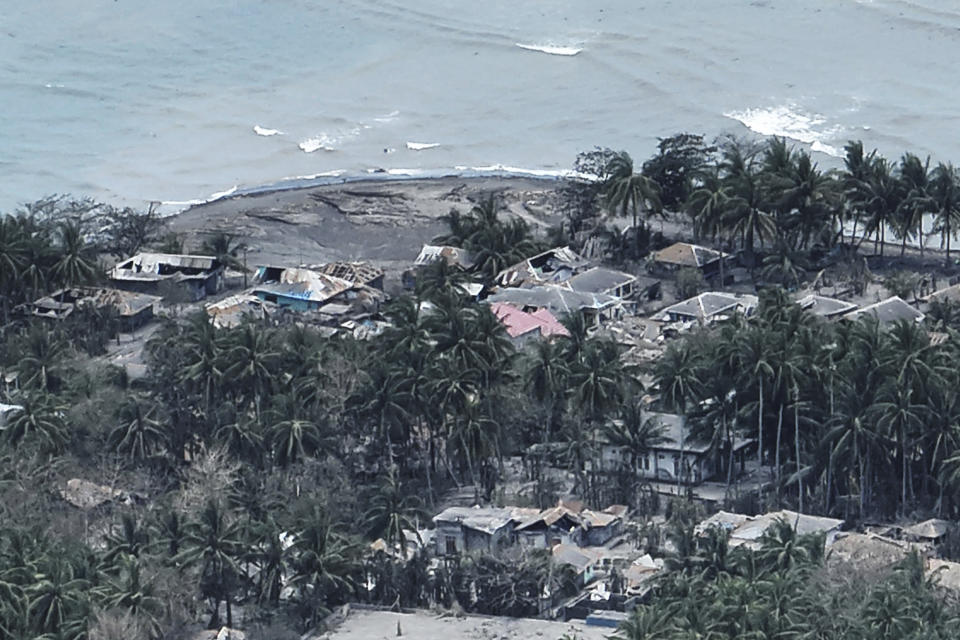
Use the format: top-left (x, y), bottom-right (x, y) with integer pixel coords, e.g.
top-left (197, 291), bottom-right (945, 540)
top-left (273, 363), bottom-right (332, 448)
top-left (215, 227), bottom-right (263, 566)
top-left (163, 167), bottom-right (580, 219)
top-left (165, 174), bottom-right (567, 282)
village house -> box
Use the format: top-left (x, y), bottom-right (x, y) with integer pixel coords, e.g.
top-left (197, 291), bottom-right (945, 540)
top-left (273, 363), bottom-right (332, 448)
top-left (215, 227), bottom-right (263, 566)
top-left (596, 412), bottom-right (753, 486)
top-left (695, 510), bottom-right (844, 549)
top-left (650, 242), bottom-right (732, 279)
top-left (651, 292), bottom-right (758, 325)
top-left (403, 244), bottom-right (475, 289)
top-left (29, 286), bottom-right (161, 331)
top-left (205, 293), bottom-right (274, 329)
top-left (315, 261), bottom-right (385, 291)
top-left (515, 502), bottom-right (625, 549)
top-left (564, 266), bottom-right (661, 302)
top-left (495, 246), bottom-right (590, 288)
top-left (796, 294), bottom-right (858, 319)
top-left (251, 265), bottom-right (384, 314)
top-left (842, 295), bottom-right (924, 327)
top-left (488, 302), bottom-right (570, 343)
top-left (110, 253), bottom-right (224, 300)
top-left (431, 506), bottom-right (538, 555)
top-left (486, 285), bottom-right (624, 327)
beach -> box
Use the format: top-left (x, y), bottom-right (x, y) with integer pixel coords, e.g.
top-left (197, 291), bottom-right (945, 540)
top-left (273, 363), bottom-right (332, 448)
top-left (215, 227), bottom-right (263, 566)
top-left (165, 175), bottom-right (564, 286)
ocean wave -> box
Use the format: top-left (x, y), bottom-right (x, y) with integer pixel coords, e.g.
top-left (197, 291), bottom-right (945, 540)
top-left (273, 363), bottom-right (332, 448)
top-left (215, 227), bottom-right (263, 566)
top-left (515, 43), bottom-right (583, 56)
top-left (724, 104), bottom-right (844, 157)
top-left (373, 110), bottom-right (401, 123)
top-left (299, 135), bottom-right (338, 153)
top-left (253, 125), bottom-right (283, 136)
top-left (406, 142), bottom-right (440, 150)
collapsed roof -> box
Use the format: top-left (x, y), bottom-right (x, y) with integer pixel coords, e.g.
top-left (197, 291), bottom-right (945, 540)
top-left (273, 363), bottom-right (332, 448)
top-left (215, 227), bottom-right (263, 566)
top-left (496, 246), bottom-right (590, 288)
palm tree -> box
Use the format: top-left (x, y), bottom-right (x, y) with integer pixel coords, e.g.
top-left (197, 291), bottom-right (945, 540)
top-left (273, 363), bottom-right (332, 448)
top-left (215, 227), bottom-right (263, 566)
top-left (267, 392), bottom-right (325, 468)
top-left (603, 151), bottom-right (663, 245)
top-left (108, 394), bottom-right (168, 461)
top-left (290, 507), bottom-right (356, 627)
top-left (51, 218), bottom-right (98, 289)
top-left (178, 311), bottom-right (223, 412)
top-left (103, 513), bottom-right (151, 566)
top-left (930, 162), bottom-right (960, 264)
top-left (27, 557), bottom-right (90, 640)
top-left (2, 392), bottom-right (68, 454)
top-left (199, 232), bottom-right (248, 272)
top-left (842, 140), bottom-right (878, 246)
top-left (101, 555), bottom-right (164, 638)
top-left (861, 157), bottom-right (904, 256)
top-left (524, 340), bottom-right (570, 443)
top-left (222, 322), bottom-right (279, 413)
top-left (568, 339), bottom-right (628, 424)
top-left (175, 500), bottom-right (245, 628)
top-left (894, 152), bottom-right (934, 257)
top-left (363, 469), bottom-right (426, 558)
top-left (719, 138), bottom-right (774, 255)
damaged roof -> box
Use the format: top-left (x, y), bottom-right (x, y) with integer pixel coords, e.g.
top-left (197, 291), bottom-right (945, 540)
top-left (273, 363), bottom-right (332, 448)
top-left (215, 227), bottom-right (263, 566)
top-left (206, 294), bottom-right (273, 328)
top-left (252, 266), bottom-right (366, 304)
top-left (565, 267), bottom-right (643, 296)
top-left (486, 285), bottom-right (620, 315)
top-left (843, 296), bottom-right (924, 326)
top-left (111, 253), bottom-right (220, 281)
top-left (432, 506), bottom-right (538, 535)
top-left (653, 242), bottom-right (728, 268)
top-left (414, 245), bottom-right (475, 269)
top-left (796, 294), bottom-right (858, 318)
top-left (488, 302), bottom-right (570, 339)
top-left (315, 261), bottom-right (384, 286)
top-left (32, 287), bottom-right (160, 319)
top-left (496, 246), bottom-right (590, 288)
top-left (652, 292), bottom-right (758, 323)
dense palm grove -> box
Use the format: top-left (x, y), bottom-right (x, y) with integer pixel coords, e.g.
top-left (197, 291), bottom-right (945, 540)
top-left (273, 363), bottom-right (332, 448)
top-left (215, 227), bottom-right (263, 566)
top-left (3, 134), bottom-right (960, 638)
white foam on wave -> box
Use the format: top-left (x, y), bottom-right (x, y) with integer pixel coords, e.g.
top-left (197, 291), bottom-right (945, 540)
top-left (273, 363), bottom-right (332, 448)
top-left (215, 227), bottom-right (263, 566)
top-left (299, 135), bottom-right (338, 153)
top-left (253, 125), bottom-right (283, 136)
top-left (373, 110), bottom-right (401, 123)
top-left (209, 185), bottom-right (238, 200)
top-left (515, 43), bottom-right (582, 56)
top-left (280, 170), bottom-right (347, 181)
top-left (724, 104), bottom-right (844, 157)
top-left (406, 142), bottom-right (440, 150)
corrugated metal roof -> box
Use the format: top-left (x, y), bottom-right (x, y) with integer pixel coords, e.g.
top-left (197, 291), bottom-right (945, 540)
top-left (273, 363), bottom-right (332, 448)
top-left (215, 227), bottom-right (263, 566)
top-left (489, 302), bottom-right (570, 339)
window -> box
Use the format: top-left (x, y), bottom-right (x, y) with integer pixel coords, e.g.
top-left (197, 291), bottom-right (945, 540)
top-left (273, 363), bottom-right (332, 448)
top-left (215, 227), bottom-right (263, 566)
top-left (445, 536), bottom-right (457, 554)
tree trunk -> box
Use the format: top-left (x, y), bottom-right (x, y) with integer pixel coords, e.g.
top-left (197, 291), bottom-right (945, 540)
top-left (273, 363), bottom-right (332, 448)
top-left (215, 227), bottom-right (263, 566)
top-left (948, 218), bottom-right (953, 266)
top-left (795, 393), bottom-right (802, 514)
top-left (775, 404), bottom-right (783, 501)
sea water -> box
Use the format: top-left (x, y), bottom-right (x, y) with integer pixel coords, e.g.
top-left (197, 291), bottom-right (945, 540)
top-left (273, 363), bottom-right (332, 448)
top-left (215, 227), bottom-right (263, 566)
top-left (3, 0), bottom-right (960, 213)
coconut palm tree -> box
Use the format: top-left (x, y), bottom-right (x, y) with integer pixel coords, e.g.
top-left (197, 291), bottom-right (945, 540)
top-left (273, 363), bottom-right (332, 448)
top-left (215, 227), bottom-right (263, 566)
top-left (895, 152), bottom-right (935, 257)
top-left (26, 557), bottom-right (90, 639)
top-left (267, 391), bottom-right (325, 468)
top-left (524, 340), bottom-right (570, 443)
top-left (51, 219), bottom-right (99, 289)
top-left (199, 232), bottom-right (248, 272)
top-left (603, 150), bottom-right (663, 247)
top-left (2, 392), bottom-right (68, 454)
top-left (930, 162), bottom-right (960, 264)
top-left (175, 500), bottom-right (245, 628)
top-left (363, 469), bottom-right (426, 558)
top-left (109, 394), bottom-right (168, 461)
top-left (290, 507), bottom-right (356, 627)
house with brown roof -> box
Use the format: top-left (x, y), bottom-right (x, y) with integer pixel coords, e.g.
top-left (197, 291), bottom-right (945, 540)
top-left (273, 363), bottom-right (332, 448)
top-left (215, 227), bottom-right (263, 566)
top-left (650, 242), bottom-right (732, 278)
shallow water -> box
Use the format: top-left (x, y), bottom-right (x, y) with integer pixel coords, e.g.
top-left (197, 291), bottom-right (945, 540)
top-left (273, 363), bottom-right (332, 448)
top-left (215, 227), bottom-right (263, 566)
top-left (3, 0), bottom-right (960, 212)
